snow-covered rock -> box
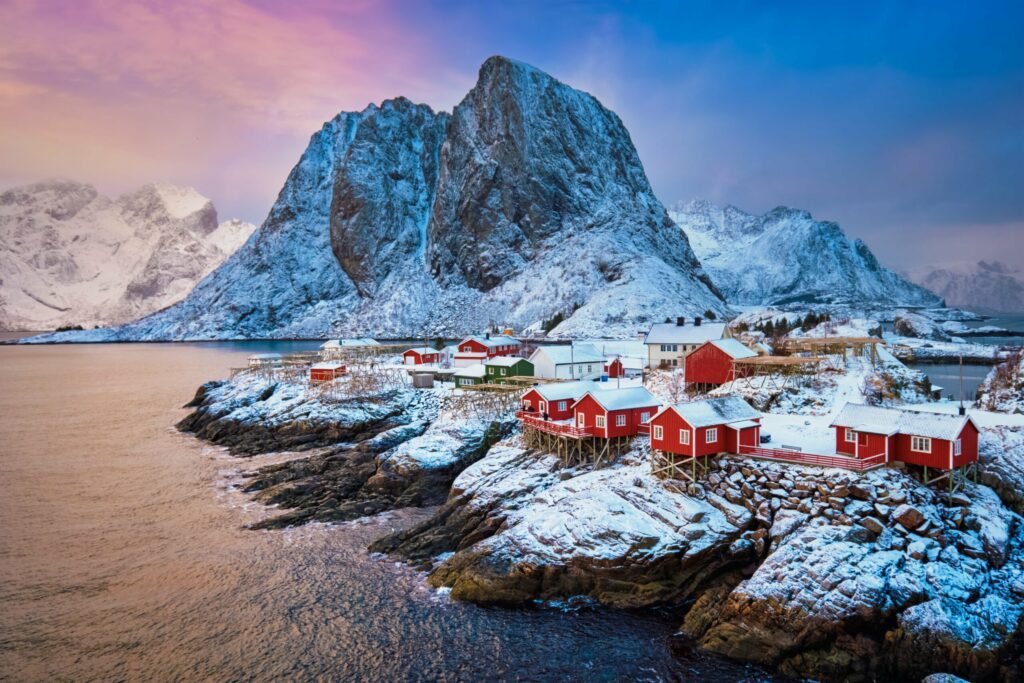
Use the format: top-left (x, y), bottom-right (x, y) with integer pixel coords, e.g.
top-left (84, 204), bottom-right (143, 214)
top-left (893, 311), bottom-right (951, 341)
top-left (0, 179), bottom-right (254, 330)
top-left (977, 350), bottom-right (1024, 414)
top-left (907, 261), bottom-right (1024, 314)
top-left (40, 57), bottom-right (725, 342)
top-left (670, 200), bottom-right (941, 308)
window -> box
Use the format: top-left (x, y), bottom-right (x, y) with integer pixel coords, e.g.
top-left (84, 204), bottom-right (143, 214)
top-left (653, 425), bottom-right (664, 440)
top-left (640, 412), bottom-right (650, 423)
top-left (587, 365), bottom-right (592, 372)
top-left (577, 414), bottom-right (586, 427)
top-left (954, 439), bottom-right (962, 456)
top-left (616, 414), bottom-right (626, 427)
top-left (706, 428), bottom-right (718, 444)
top-left (539, 401), bottom-right (547, 413)
top-left (679, 429), bottom-right (690, 445)
top-left (557, 400), bottom-right (567, 412)
top-left (501, 369), bottom-right (507, 376)
top-left (845, 428), bottom-right (856, 443)
top-left (595, 415), bottom-right (605, 428)
top-left (911, 435), bottom-right (932, 453)
top-left (671, 359), bottom-right (678, 367)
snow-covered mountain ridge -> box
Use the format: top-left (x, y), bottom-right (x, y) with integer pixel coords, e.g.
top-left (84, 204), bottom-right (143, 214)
top-left (39, 56), bottom-right (726, 342)
top-left (670, 199), bottom-right (942, 308)
top-left (0, 179), bottom-right (255, 330)
top-left (906, 261), bottom-right (1024, 313)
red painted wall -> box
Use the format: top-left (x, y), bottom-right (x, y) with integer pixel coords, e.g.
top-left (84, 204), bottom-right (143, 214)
top-left (404, 350), bottom-right (439, 364)
top-left (521, 388), bottom-right (576, 421)
top-left (650, 408), bottom-right (694, 457)
top-left (606, 359), bottom-right (625, 378)
top-left (835, 427), bottom-right (857, 456)
top-left (954, 422), bottom-right (979, 467)
top-left (649, 409), bottom-right (759, 456)
top-left (684, 343), bottom-right (735, 386)
top-left (310, 367), bottom-right (344, 382)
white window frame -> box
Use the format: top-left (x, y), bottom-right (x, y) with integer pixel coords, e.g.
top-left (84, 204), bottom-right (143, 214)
top-left (954, 439), bottom-right (962, 456)
top-left (595, 415), bottom-right (605, 428)
top-left (557, 400), bottom-right (567, 412)
top-left (845, 428), bottom-right (856, 443)
top-left (653, 425), bottom-right (664, 440)
top-left (615, 414), bottom-right (626, 427)
top-left (911, 435), bottom-right (932, 453)
top-left (501, 368), bottom-right (507, 376)
top-left (640, 412), bottom-right (650, 424)
top-left (706, 428), bottom-right (718, 444)
top-left (539, 400), bottom-right (547, 413)
top-left (679, 429), bottom-right (690, 445)
top-left (577, 413), bottom-right (586, 428)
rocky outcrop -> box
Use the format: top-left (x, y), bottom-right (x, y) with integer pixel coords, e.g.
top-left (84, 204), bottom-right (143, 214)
top-left (893, 311), bottom-right (952, 341)
top-left (42, 56), bottom-right (725, 342)
top-left (683, 458), bottom-right (1024, 682)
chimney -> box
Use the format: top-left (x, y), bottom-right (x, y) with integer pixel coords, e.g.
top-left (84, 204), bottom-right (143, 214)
top-left (958, 404), bottom-right (966, 416)
top-left (485, 331), bottom-right (490, 339)
top-left (676, 316), bottom-right (685, 326)
top-left (694, 316), bottom-right (702, 326)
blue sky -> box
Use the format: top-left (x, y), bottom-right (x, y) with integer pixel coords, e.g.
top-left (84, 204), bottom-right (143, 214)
top-left (3, 0), bottom-right (1021, 270)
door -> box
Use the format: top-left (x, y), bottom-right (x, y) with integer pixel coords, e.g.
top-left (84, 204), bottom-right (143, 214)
top-left (576, 413), bottom-right (585, 428)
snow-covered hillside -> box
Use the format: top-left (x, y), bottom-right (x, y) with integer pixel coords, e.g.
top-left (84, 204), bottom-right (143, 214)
top-left (670, 200), bottom-right (941, 308)
top-left (38, 57), bottom-right (726, 342)
top-left (0, 179), bottom-right (254, 330)
top-left (907, 261), bottom-right (1024, 313)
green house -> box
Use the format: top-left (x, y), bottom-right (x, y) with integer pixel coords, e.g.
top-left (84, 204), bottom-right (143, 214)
top-left (484, 357), bottom-right (534, 384)
top-left (453, 363), bottom-right (487, 387)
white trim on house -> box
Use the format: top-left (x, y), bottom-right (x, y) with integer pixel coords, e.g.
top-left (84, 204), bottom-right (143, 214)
top-left (679, 429), bottom-right (690, 445)
top-left (615, 414), bottom-right (626, 427)
top-left (706, 427), bottom-right (719, 444)
top-left (653, 425), bottom-right (664, 440)
top-left (845, 428), bottom-right (856, 443)
top-left (911, 435), bottom-right (932, 453)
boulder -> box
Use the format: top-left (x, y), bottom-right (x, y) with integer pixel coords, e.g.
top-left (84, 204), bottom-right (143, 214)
top-left (893, 504), bottom-right (926, 531)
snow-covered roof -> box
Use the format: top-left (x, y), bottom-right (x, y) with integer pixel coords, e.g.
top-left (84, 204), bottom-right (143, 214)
top-left (529, 343), bottom-right (605, 365)
top-left (311, 361), bottom-right (347, 370)
top-left (405, 346), bottom-right (437, 355)
top-left (660, 396), bottom-right (760, 428)
top-left (645, 322), bottom-right (727, 345)
top-left (484, 356), bottom-right (529, 367)
top-left (708, 338), bottom-right (757, 359)
top-left (453, 363), bottom-right (487, 378)
top-left (830, 403), bottom-right (977, 441)
top-left (578, 386), bottom-right (660, 411)
top-left (529, 380), bottom-right (594, 402)
top-left (725, 419), bottom-right (760, 430)
top-left (321, 338), bottom-right (379, 349)
top-left (460, 335), bottom-right (521, 349)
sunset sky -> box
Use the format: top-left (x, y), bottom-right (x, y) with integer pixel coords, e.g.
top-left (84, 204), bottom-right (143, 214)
top-left (2, 0), bottom-right (1021, 270)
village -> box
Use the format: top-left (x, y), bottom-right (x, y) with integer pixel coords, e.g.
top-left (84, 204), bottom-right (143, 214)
top-left (240, 313), bottom-right (1007, 500)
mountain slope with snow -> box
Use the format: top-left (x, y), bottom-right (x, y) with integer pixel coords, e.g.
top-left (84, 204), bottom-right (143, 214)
top-left (0, 180), bottom-right (254, 330)
top-left (39, 57), bottom-right (725, 342)
top-left (906, 261), bottom-right (1024, 313)
top-left (670, 200), bottom-right (942, 308)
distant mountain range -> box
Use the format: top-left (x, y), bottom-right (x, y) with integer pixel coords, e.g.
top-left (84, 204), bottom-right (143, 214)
top-left (0, 180), bottom-right (254, 330)
top-left (905, 261), bottom-right (1024, 314)
top-left (669, 200), bottom-right (942, 308)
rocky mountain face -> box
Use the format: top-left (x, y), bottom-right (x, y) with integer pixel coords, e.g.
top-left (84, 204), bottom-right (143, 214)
top-left (45, 56), bottom-right (725, 342)
top-left (670, 200), bottom-right (942, 308)
top-left (0, 180), bottom-right (254, 330)
top-left (907, 261), bottom-right (1024, 313)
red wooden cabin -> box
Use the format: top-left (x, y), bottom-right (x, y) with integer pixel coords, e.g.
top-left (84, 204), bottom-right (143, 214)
top-left (571, 387), bottom-right (660, 438)
top-left (684, 339), bottom-right (757, 387)
top-left (605, 358), bottom-right (625, 379)
top-left (830, 403), bottom-right (979, 470)
top-left (309, 361), bottom-right (348, 383)
top-left (519, 381), bottom-right (592, 421)
top-left (649, 396), bottom-right (761, 458)
top-left (453, 335), bottom-right (522, 367)
top-left (403, 347), bottom-right (441, 365)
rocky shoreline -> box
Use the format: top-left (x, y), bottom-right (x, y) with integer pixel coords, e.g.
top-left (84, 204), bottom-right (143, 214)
top-left (179, 373), bottom-right (1024, 682)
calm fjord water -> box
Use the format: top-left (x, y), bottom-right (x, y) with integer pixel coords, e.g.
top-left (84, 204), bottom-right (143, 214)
top-left (0, 342), bottom-right (764, 682)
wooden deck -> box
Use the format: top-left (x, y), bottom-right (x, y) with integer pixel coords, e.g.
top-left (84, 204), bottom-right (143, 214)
top-left (738, 445), bottom-right (886, 471)
top-left (516, 411), bottom-right (593, 438)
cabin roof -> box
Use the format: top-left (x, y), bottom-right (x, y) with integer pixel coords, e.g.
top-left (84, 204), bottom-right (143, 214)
top-left (658, 396), bottom-right (760, 428)
top-left (405, 346), bottom-right (437, 355)
top-left (529, 343), bottom-right (605, 365)
top-left (485, 356), bottom-right (530, 367)
top-left (830, 403), bottom-right (976, 441)
top-left (529, 380), bottom-right (594, 402)
top-left (644, 322), bottom-right (727, 345)
top-left (577, 386), bottom-right (660, 411)
top-left (460, 335), bottom-right (521, 349)
top-left (708, 338), bottom-right (758, 359)
top-left (311, 361), bottom-right (347, 370)
top-left (453, 363), bottom-right (487, 378)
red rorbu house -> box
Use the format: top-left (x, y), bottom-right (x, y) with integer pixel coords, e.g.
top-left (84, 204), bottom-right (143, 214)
top-left (571, 387), bottom-right (660, 438)
top-left (309, 361), bottom-right (348, 383)
top-left (830, 403), bottom-right (979, 475)
top-left (605, 357), bottom-right (625, 379)
top-left (648, 396), bottom-right (761, 481)
top-left (684, 339), bottom-right (757, 389)
top-left (403, 347), bottom-right (441, 365)
top-left (453, 335), bottom-right (522, 368)
top-left (519, 381), bottom-right (592, 422)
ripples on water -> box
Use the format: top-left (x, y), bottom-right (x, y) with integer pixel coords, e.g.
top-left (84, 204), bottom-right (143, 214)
top-left (0, 342), bottom-right (772, 681)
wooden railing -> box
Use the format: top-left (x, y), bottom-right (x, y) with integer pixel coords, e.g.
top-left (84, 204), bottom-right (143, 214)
top-left (516, 411), bottom-right (594, 438)
top-left (738, 445), bottom-right (886, 471)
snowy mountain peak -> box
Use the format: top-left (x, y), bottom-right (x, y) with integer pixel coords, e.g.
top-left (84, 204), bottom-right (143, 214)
top-left (670, 200), bottom-right (941, 307)
top-left (906, 260), bottom-right (1024, 313)
top-left (49, 57), bottom-right (725, 341)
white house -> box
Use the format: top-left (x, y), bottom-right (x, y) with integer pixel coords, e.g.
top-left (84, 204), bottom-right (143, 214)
top-left (529, 343), bottom-right (606, 380)
top-left (644, 318), bottom-right (727, 369)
